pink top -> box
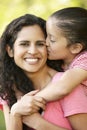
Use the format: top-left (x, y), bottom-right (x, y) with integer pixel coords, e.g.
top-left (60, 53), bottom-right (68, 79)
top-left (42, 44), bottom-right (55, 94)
top-left (0, 104), bottom-right (3, 110)
top-left (43, 72), bottom-right (87, 130)
top-left (69, 51), bottom-right (87, 70)
top-left (0, 51), bottom-right (87, 129)
top-left (69, 51), bottom-right (87, 95)
top-left (0, 97), bottom-right (7, 110)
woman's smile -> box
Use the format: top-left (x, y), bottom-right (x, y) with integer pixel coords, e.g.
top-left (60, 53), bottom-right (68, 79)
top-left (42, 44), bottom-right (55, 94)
top-left (24, 57), bottom-right (39, 65)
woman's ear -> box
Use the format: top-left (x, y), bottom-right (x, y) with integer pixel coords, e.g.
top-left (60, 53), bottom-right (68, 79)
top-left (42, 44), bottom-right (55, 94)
top-left (6, 45), bottom-right (14, 57)
top-left (70, 43), bottom-right (83, 54)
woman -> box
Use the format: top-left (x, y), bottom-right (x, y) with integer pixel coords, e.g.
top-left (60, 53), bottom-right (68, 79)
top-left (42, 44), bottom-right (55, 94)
top-left (0, 13), bottom-right (61, 130)
top-left (0, 14), bottom-right (47, 130)
top-left (0, 13), bottom-right (87, 130)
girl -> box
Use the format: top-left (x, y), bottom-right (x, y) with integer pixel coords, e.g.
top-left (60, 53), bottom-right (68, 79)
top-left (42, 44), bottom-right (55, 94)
top-left (36, 7), bottom-right (87, 101)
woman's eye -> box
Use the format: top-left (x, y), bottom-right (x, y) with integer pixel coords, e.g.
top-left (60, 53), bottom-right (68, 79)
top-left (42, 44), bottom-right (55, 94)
top-left (37, 42), bottom-right (46, 47)
top-left (20, 42), bottom-right (29, 46)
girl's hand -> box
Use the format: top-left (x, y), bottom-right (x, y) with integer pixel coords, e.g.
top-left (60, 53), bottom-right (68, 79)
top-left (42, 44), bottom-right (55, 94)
top-left (11, 90), bottom-right (46, 116)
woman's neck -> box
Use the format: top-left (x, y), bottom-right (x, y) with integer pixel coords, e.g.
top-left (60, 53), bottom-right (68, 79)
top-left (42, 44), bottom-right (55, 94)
top-left (26, 65), bottom-right (57, 90)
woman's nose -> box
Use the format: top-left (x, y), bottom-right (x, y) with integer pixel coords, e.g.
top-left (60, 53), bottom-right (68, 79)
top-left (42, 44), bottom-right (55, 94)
top-left (27, 45), bottom-right (37, 54)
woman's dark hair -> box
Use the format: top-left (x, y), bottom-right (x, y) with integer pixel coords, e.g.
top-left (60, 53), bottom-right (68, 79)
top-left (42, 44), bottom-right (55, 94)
top-left (50, 7), bottom-right (87, 50)
top-left (0, 14), bottom-right (62, 108)
top-left (0, 14), bottom-right (46, 130)
top-left (0, 14), bottom-right (62, 130)
top-left (0, 14), bottom-right (47, 107)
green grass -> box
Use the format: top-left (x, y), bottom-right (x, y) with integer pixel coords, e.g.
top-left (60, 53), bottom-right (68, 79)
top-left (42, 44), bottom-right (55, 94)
top-left (0, 110), bottom-right (6, 130)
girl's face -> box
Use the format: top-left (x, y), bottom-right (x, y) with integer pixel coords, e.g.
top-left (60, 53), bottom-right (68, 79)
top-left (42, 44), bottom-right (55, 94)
top-left (7, 25), bottom-right (47, 75)
top-left (46, 17), bottom-right (74, 64)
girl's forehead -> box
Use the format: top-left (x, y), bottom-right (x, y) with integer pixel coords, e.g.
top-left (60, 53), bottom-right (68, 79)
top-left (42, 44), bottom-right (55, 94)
top-left (47, 16), bottom-right (57, 23)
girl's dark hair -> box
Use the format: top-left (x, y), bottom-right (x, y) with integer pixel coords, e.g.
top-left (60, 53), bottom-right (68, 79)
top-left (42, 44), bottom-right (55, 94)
top-left (50, 7), bottom-right (87, 50)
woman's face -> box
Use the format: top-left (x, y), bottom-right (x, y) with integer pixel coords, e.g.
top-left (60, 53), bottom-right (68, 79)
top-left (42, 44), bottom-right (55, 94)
top-left (8, 25), bottom-right (47, 74)
top-left (46, 17), bottom-right (72, 62)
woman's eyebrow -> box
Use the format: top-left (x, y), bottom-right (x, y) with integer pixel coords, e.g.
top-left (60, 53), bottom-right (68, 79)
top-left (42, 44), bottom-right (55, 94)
top-left (18, 40), bottom-right (29, 43)
top-left (36, 40), bottom-right (46, 43)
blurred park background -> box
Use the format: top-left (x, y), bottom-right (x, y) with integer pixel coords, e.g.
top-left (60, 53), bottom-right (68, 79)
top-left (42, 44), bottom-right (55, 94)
top-left (0, 0), bottom-right (87, 129)
top-left (0, 0), bottom-right (87, 36)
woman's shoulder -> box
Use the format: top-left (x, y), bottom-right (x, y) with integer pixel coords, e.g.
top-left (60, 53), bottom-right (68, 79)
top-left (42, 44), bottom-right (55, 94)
top-left (52, 72), bottom-right (64, 82)
top-left (0, 97), bottom-right (7, 111)
top-left (48, 67), bottom-right (64, 82)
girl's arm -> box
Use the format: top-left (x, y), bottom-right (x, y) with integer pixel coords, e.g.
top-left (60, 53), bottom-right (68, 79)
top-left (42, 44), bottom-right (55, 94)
top-left (36, 68), bottom-right (87, 101)
top-left (23, 112), bottom-right (87, 130)
top-left (68, 113), bottom-right (87, 130)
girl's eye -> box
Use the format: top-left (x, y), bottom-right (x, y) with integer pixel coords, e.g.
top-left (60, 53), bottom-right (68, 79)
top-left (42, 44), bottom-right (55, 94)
top-left (48, 35), bottom-right (56, 43)
top-left (50, 39), bottom-right (56, 43)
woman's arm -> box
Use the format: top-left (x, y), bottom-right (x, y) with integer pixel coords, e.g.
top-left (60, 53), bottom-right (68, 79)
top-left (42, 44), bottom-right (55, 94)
top-left (3, 104), bottom-right (22, 130)
top-left (23, 112), bottom-right (87, 130)
top-left (8, 114), bottom-right (22, 130)
top-left (3, 104), bottom-right (10, 129)
top-left (23, 113), bottom-right (68, 130)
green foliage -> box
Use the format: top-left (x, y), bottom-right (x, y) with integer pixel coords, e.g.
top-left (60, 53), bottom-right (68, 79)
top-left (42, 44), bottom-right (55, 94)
top-left (0, 111), bottom-right (6, 130)
top-left (0, 0), bottom-right (87, 35)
